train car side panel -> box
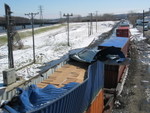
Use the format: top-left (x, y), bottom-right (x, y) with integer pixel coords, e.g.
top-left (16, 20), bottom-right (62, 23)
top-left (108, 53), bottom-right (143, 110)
top-left (116, 27), bottom-right (130, 38)
top-left (85, 90), bottom-right (104, 113)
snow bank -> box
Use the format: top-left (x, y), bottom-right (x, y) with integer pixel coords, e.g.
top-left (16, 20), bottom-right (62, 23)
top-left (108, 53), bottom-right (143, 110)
top-left (0, 21), bottom-right (116, 85)
top-left (130, 28), bottom-right (146, 41)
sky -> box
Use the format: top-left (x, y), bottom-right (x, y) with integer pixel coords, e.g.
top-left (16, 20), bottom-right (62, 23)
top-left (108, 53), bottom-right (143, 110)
top-left (0, 0), bottom-right (150, 19)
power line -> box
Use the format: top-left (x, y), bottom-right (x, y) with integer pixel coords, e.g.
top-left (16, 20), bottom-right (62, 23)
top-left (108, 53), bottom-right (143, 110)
top-left (39, 5), bottom-right (44, 26)
top-left (25, 12), bottom-right (39, 63)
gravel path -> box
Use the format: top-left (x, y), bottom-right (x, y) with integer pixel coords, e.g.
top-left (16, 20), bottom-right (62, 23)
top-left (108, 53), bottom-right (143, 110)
top-left (113, 30), bottom-right (150, 113)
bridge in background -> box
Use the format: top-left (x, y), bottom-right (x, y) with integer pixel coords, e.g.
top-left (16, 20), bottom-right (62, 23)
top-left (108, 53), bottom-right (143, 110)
top-left (0, 21), bottom-right (60, 29)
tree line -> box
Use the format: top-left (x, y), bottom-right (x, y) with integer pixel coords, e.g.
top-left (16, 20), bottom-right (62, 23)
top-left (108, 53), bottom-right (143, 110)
top-left (0, 12), bottom-right (145, 25)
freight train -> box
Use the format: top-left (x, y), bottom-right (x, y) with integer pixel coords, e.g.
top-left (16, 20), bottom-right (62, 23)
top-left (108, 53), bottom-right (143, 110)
top-left (0, 21), bottom-right (130, 113)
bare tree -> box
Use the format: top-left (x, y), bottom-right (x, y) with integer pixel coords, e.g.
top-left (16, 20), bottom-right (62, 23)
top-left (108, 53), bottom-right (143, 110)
top-left (127, 11), bottom-right (139, 26)
top-left (101, 13), bottom-right (115, 21)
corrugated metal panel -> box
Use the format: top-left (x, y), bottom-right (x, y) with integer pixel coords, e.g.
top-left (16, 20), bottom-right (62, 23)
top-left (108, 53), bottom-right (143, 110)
top-left (85, 90), bottom-right (104, 113)
top-left (0, 60), bottom-right (68, 100)
top-left (104, 65), bottom-right (118, 88)
top-left (104, 64), bottom-right (126, 88)
top-left (121, 39), bottom-right (129, 56)
top-left (2, 61), bottom-right (104, 113)
top-left (82, 61), bottom-right (104, 112)
top-left (28, 61), bottom-right (104, 113)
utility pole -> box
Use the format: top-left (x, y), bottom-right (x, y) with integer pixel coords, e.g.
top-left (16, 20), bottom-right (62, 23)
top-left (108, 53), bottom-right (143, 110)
top-left (60, 11), bottom-right (62, 24)
top-left (89, 13), bottom-right (93, 36)
top-left (88, 20), bottom-right (90, 36)
top-left (5, 4), bottom-right (14, 68)
top-left (39, 5), bottom-right (44, 26)
top-left (25, 12), bottom-right (39, 63)
top-left (143, 10), bottom-right (145, 37)
top-left (96, 11), bottom-right (98, 32)
top-left (63, 13), bottom-right (73, 46)
top-left (95, 11), bottom-right (98, 32)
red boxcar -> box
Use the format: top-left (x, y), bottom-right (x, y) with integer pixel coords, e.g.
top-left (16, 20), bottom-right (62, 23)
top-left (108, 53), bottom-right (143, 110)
top-left (116, 27), bottom-right (130, 38)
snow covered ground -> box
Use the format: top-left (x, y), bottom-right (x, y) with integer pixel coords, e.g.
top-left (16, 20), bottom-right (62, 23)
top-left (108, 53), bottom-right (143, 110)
top-left (0, 21), bottom-right (116, 86)
top-left (130, 28), bottom-right (146, 41)
top-left (130, 27), bottom-right (150, 65)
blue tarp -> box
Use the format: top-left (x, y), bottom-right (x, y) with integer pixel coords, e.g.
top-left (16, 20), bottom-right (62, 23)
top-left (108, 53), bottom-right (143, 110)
top-left (70, 49), bottom-right (99, 63)
top-left (3, 83), bottom-right (79, 113)
top-left (99, 36), bottom-right (129, 48)
top-left (94, 46), bottom-right (126, 62)
top-left (71, 47), bottom-right (126, 63)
